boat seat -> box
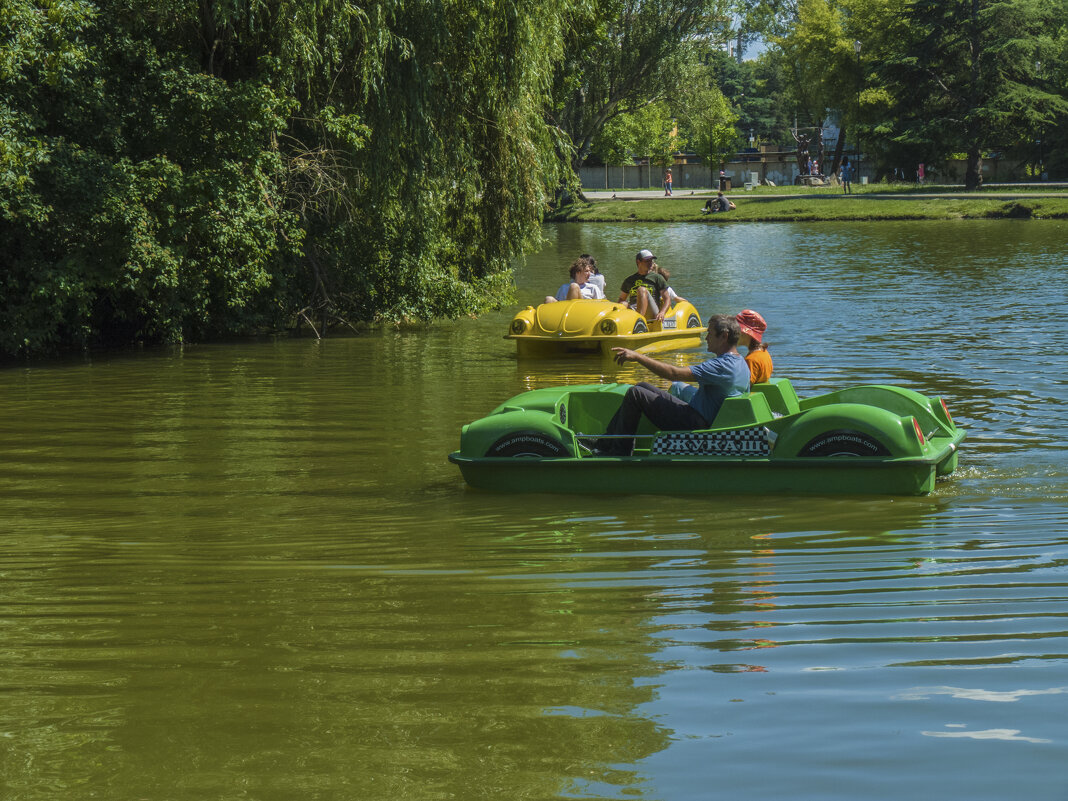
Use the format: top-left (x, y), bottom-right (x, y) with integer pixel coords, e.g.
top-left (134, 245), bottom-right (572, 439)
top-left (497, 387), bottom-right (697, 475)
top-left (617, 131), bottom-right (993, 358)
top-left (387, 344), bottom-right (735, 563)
top-left (750, 378), bottom-right (801, 416)
top-left (565, 388), bottom-right (627, 434)
top-left (710, 392), bottom-right (775, 428)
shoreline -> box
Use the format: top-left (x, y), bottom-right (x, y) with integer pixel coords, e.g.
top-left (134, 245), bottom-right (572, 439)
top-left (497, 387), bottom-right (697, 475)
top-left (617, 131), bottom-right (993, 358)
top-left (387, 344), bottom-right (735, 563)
top-left (548, 186), bottom-right (1068, 223)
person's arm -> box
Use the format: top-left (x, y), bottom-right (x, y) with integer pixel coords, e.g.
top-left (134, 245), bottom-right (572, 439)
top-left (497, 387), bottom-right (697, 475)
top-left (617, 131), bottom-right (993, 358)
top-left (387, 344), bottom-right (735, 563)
top-left (611, 348), bottom-right (694, 380)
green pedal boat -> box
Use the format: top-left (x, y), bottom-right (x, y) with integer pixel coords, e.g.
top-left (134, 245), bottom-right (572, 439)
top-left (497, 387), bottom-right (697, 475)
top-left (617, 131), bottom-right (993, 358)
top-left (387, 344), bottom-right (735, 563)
top-left (448, 378), bottom-right (965, 495)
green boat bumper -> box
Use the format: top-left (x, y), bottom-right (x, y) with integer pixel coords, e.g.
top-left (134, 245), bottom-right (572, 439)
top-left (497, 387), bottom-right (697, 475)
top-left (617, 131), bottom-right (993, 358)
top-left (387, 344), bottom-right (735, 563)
top-left (449, 431), bottom-right (963, 496)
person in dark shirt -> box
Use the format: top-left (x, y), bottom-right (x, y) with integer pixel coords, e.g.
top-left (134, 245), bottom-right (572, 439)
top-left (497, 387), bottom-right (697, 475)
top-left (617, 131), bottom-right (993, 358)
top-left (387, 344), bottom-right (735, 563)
top-left (618, 249), bottom-right (670, 321)
top-left (702, 192), bottom-right (735, 213)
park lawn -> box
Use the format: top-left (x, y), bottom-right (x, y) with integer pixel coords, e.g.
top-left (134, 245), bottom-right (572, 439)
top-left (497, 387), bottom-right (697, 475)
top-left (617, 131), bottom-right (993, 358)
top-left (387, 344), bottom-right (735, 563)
top-left (548, 193), bottom-right (1068, 223)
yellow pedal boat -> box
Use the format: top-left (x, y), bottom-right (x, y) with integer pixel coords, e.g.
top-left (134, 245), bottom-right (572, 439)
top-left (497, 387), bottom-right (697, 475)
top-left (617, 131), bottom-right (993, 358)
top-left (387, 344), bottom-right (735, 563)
top-left (505, 299), bottom-right (706, 358)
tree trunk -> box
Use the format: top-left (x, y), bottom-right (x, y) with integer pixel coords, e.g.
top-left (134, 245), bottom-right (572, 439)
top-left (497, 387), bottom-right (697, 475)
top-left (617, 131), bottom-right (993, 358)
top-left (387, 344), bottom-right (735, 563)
top-left (830, 126), bottom-right (846, 175)
top-left (965, 145), bottom-right (983, 190)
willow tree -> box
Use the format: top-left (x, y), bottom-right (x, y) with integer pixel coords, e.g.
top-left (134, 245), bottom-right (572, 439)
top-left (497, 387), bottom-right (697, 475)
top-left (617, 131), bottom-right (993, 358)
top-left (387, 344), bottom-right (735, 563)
top-left (0, 0), bottom-right (571, 356)
top-left (299, 0), bottom-right (571, 323)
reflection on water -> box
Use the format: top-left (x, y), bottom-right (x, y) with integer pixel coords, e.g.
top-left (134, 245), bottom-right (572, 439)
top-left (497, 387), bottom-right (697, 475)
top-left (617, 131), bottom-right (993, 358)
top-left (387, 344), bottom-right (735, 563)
top-left (1, 221), bottom-right (1067, 800)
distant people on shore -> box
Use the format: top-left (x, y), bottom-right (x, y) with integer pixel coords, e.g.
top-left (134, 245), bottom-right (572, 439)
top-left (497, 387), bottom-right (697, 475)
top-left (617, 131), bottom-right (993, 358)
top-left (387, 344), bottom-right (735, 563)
top-left (545, 256), bottom-right (605, 303)
top-left (840, 157), bottom-right (853, 194)
top-left (664, 169), bottom-right (673, 196)
top-left (702, 192), bottom-right (736, 214)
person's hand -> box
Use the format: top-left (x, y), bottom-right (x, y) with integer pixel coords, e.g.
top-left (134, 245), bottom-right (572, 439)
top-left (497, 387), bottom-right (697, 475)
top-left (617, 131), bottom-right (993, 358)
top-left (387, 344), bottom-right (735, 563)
top-left (655, 309), bottom-right (666, 322)
top-left (612, 347), bottom-right (637, 365)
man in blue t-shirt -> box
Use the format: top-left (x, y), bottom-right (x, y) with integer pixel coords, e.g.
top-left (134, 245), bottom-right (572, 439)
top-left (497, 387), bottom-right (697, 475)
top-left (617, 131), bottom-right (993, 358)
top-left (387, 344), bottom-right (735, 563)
top-left (595, 314), bottom-right (750, 456)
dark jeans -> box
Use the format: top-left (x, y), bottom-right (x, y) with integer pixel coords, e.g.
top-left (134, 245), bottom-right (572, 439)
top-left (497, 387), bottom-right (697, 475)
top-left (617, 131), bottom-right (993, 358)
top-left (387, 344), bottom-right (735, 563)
top-left (599, 382), bottom-right (708, 455)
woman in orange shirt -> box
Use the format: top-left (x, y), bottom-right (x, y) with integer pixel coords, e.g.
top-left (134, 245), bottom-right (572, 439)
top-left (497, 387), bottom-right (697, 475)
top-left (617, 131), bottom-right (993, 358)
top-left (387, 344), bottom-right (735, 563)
top-left (736, 309), bottom-right (773, 384)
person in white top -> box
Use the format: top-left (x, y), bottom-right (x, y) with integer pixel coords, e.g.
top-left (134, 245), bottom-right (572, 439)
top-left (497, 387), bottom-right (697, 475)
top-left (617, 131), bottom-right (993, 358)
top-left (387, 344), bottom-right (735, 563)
top-left (545, 256), bottom-right (606, 303)
top-left (652, 262), bottom-right (686, 308)
top-left (583, 254), bottom-right (606, 294)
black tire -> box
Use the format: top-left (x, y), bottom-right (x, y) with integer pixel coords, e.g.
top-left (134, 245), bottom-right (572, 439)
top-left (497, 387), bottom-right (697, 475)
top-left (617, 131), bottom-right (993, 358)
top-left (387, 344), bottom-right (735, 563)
top-left (798, 429), bottom-right (891, 457)
top-left (633, 319), bottom-right (648, 334)
top-left (486, 432), bottom-right (569, 458)
top-left (686, 313), bottom-right (701, 328)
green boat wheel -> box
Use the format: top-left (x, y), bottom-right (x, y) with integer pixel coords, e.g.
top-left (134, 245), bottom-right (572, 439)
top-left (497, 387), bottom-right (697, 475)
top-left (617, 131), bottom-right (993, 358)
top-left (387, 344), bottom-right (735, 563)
top-left (798, 429), bottom-right (891, 457)
top-left (486, 432), bottom-right (570, 458)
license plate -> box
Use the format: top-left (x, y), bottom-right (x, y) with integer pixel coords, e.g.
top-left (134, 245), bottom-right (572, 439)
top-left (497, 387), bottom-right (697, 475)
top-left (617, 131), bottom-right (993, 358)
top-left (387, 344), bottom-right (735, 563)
top-left (662, 319), bottom-right (676, 329)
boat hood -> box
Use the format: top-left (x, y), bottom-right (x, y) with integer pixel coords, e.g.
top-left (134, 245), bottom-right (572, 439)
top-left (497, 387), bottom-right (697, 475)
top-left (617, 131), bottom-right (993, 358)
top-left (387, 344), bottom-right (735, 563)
top-left (531, 300), bottom-right (619, 335)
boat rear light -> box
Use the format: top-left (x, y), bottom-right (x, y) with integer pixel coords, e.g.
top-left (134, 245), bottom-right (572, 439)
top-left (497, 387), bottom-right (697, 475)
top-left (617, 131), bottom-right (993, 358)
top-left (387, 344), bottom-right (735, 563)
top-left (600, 319), bottom-right (617, 335)
top-left (912, 417), bottom-right (926, 445)
top-left (939, 397), bottom-right (954, 426)
top-left (510, 319), bottom-right (527, 334)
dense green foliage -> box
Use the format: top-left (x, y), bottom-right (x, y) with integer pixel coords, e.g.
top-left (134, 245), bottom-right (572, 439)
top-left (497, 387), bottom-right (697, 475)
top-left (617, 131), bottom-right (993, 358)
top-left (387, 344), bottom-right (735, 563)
top-left (706, 50), bottom-right (791, 151)
top-left (738, 0), bottom-right (1068, 184)
top-left (549, 0), bottom-right (738, 170)
top-left (881, 0), bottom-right (1068, 189)
top-left (1, 2), bottom-right (304, 354)
top-left (0, 0), bottom-right (566, 356)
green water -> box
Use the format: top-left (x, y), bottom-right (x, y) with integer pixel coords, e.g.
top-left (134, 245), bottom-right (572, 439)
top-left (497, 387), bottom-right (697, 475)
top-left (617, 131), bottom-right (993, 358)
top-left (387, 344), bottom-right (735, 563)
top-left (1, 221), bottom-right (1067, 800)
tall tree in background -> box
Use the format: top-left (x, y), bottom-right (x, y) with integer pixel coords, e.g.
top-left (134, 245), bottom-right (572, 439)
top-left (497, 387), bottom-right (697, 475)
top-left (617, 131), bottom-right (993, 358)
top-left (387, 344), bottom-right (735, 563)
top-left (732, 0), bottom-right (798, 38)
top-left (770, 0), bottom-right (902, 174)
top-left (675, 80), bottom-right (739, 180)
top-left (1035, 19), bottom-right (1068, 177)
top-left (882, 0), bottom-right (1067, 189)
top-left (590, 58), bottom-right (737, 174)
top-left (771, 0), bottom-right (844, 172)
top-left (707, 50), bottom-right (790, 148)
top-left (549, 0), bottom-right (733, 171)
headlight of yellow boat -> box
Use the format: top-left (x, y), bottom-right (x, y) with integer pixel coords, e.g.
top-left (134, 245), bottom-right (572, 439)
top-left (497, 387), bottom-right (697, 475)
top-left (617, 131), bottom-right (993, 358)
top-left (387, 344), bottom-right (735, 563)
top-left (510, 319), bottom-right (527, 334)
top-left (599, 319), bottom-right (616, 335)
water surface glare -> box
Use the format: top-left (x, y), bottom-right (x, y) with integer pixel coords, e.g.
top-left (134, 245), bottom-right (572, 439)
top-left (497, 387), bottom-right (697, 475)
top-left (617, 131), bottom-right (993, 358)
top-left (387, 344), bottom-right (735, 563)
top-left (1, 220), bottom-right (1067, 800)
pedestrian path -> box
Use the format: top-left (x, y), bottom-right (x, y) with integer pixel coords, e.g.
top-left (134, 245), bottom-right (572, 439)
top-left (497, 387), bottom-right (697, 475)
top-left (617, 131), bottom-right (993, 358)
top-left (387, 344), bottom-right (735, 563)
top-left (583, 185), bottom-right (1068, 201)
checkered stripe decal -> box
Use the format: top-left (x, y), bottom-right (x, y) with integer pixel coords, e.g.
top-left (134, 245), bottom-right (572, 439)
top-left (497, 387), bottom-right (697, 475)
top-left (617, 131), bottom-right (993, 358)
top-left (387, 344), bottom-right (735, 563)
top-left (651, 427), bottom-right (771, 456)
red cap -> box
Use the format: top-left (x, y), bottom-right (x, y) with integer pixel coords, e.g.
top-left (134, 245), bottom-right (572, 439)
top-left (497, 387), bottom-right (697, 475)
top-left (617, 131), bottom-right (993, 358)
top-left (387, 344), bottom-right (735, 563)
top-left (735, 309), bottom-right (767, 343)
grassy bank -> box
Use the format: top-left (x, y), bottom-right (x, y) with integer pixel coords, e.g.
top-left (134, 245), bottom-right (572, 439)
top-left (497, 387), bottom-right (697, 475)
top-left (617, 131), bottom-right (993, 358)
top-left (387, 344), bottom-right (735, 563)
top-left (548, 189), bottom-right (1068, 223)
